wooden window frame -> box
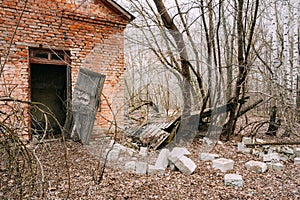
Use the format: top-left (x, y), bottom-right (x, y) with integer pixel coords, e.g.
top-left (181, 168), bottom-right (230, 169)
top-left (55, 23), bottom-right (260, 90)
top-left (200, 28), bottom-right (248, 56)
top-left (29, 48), bottom-right (70, 66)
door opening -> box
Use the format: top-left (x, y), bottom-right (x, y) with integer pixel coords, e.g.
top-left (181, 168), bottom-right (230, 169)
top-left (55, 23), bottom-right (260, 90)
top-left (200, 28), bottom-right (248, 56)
top-left (30, 64), bottom-right (67, 134)
top-left (29, 48), bottom-right (71, 135)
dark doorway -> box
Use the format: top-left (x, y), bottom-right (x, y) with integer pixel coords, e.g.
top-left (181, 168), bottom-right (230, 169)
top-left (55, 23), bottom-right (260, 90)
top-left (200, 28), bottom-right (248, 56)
top-left (30, 64), bottom-right (68, 134)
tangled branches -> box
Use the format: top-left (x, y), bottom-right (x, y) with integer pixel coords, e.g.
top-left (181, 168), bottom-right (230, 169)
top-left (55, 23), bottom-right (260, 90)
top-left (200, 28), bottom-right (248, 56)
top-left (0, 97), bottom-right (70, 199)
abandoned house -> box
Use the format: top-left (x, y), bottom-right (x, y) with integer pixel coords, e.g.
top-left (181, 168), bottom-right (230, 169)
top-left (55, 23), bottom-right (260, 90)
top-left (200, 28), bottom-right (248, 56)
top-left (0, 0), bottom-right (134, 141)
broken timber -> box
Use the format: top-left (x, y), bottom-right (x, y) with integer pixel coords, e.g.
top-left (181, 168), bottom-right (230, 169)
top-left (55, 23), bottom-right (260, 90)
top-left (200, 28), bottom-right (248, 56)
top-left (130, 97), bottom-right (262, 149)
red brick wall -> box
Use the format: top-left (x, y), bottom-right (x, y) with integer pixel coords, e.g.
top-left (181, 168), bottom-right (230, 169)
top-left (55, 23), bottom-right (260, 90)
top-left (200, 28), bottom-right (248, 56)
top-left (0, 0), bottom-right (129, 136)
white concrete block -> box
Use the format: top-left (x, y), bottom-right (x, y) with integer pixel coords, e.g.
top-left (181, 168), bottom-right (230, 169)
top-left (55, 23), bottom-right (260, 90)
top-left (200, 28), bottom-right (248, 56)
top-left (173, 155), bottom-right (197, 175)
top-left (294, 148), bottom-right (300, 157)
top-left (168, 147), bottom-right (191, 163)
top-left (242, 137), bottom-right (253, 145)
top-left (267, 162), bottom-right (284, 172)
top-left (237, 142), bottom-right (245, 152)
top-left (237, 143), bottom-right (251, 154)
top-left (125, 161), bottom-right (136, 172)
top-left (268, 146), bottom-right (279, 154)
top-left (203, 137), bottom-right (214, 145)
top-left (212, 158), bottom-right (234, 172)
top-left (255, 138), bottom-right (266, 143)
top-left (148, 165), bottom-right (165, 176)
top-left (294, 157), bottom-right (300, 165)
top-left (139, 147), bottom-right (148, 157)
top-left (280, 147), bottom-right (294, 155)
top-left (224, 174), bottom-right (243, 187)
top-left (263, 153), bottom-right (280, 162)
top-left (136, 162), bottom-right (147, 175)
top-left (107, 149), bottom-right (120, 161)
top-left (245, 160), bottom-right (267, 173)
top-left (279, 154), bottom-right (289, 162)
top-left (113, 143), bottom-right (127, 152)
top-left (200, 153), bottom-right (220, 161)
top-left (155, 149), bottom-right (170, 169)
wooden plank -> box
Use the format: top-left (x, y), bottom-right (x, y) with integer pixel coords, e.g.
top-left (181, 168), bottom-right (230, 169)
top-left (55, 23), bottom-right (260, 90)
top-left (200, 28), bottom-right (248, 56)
top-left (71, 68), bottom-right (106, 144)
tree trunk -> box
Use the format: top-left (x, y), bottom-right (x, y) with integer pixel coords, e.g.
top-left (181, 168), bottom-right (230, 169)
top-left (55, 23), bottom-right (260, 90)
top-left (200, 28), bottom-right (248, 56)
top-left (153, 0), bottom-right (196, 144)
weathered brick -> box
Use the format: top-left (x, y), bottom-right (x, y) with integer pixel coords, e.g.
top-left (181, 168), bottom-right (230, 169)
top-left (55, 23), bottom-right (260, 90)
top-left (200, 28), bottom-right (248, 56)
top-left (0, 0), bottom-right (132, 138)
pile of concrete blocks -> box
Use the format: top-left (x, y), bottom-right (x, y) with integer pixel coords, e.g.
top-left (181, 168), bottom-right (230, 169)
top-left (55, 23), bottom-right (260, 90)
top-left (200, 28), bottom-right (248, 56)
top-left (105, 142), bottom-right (136, 161)
top-left (239, 137), bottom-right (300, 168)
top-left (261, 151), bottom-right (284, 172)
top-left (123, 147), bottom-right (197, 176)
top-left (155, 147), bottom-right (197, 175)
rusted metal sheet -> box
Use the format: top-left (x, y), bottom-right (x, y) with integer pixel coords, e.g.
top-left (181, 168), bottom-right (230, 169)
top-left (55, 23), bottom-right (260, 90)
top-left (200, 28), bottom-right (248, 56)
top-left (71, 68), bottom-right (105, 144)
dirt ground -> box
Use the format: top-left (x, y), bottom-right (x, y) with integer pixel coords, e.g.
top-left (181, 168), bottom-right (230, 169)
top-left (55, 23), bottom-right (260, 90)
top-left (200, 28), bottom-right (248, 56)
top-left (35, 135), bottom-right (300, 200)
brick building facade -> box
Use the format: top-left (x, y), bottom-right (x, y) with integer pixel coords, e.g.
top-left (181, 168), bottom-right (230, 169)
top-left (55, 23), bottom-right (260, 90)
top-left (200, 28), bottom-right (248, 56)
top-left (0, 0), bottom-right (133, 139)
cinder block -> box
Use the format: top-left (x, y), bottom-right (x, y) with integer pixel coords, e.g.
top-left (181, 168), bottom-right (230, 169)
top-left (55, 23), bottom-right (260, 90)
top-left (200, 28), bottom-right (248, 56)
top-left (255, 138), bottom-right (265, 143)
top-left (294, 148), bottom-right (300, 157)
top-left (148, 165), bottom-right (165, 176)
top-left (212, 158), bottom-right (234, 172)
top-left (106, 149), bottom-right (120, 161)
top-left (155, 149), bottom-right (170, 169)
top-left (139, 147), bottom-right (148, 157)
top-left (125, 161), bottom-right (136, 172)
top-left (200, 153), bottom-right (220, 161)
top-left (245, 160), bottom-right (267, 173)
top-left (224, 174), bottom-right (243, 187)
top-left (168, 147), bottom-right (191, 163)
top-left (295, 157), bottom-right (300, 165)
top-left (267, 162), bottom-right (284, 172)
top-left (172, 155), bottom-right (197, 175)
top-left (136, 162), bottom-right (147, 175)
top-left (280, 147), bottom-right (294, 155)
top-left (237, 143), bottom-right (251, 154)
top-left (263, 153), bottom-right (280, 162)
top-left (242, 137), bottom-right (253, 145)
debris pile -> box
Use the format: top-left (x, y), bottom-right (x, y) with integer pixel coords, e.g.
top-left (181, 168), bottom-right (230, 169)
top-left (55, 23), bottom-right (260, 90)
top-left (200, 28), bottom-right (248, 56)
top-left (238, 136), bottom-right (300, 172)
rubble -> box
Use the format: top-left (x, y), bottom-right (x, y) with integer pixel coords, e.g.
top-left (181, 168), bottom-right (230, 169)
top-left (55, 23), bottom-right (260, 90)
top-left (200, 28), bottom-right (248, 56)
top-left (237, 142), bottom-right (252, 154)
top-left (245, 160), bottom-right (267, 173)
top-left (294, 148), bottom-right (300, 157)
top-left (224, 174), bottom-right (243, 187)
top-left (168, 147), bottom-right (191, 163)
top-left (155, 149), bottom-right (170, 169)
top-left (242, 137), bottom-right (253, 145)
top-left (148, 165), bottom-right (165, 176)
top-left (212, 158), bottom-right (234, 172)
top-left (125, 161), bottom-right (136, 172)
top-left (294, 157), bottom-right (300, 165)
top-left (200, 153), bottom-right (220, 161)
top-left (252, 148), bottom-right (263, 157)
top-left (255, 138), bottom-right (266, 143)
top-left (172, 155), bottom-right (197, 175)
top-left (267, 162), bottom-right (284, 172)
top-left (139, 147), bottom-right (148, 157)
top-left (280, 147), bottom-right (294, 155)
top-left (203, 137), bottom-right (214, 145)
top-left (136, 161), bottom-right (148, 175)
top-left (106, 149), bottom-right (120, 161)
top-left (263, 153), bottom-right (280, 162)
